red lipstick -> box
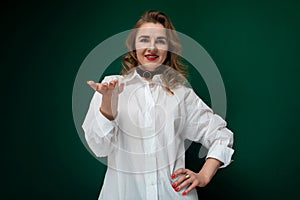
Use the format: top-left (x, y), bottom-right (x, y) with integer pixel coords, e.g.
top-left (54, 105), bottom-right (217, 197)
top-left (145, 54), bottom-right (159, 61)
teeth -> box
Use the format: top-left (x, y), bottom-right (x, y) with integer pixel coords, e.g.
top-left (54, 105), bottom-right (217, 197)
top-left (146, 55), bottom-right (158, 58)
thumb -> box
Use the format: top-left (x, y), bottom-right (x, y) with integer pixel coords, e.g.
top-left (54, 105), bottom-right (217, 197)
top-left (87, 80), bottom-right (98, 91)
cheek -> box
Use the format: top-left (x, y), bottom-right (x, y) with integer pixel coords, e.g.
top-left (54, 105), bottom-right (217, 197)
top-left (136, 49), bottom-right (143, 56)
top-left (156, 41), bottom-right (168, 51)
top-left (135, 43), bottom-right (143, 50)
top-left (136, 49), bottom-right (144, 63)
top-left (160, 51), bottom-right (168, 61)
top-left (135, 41), bottom-right (148, 50)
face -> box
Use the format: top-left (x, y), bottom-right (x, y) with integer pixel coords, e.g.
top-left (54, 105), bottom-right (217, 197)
top-left (135, 22), bottom-right (168, 71)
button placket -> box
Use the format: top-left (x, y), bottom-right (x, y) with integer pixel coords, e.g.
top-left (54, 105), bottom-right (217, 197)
top-left (144, 83), bottom-right (158, 200)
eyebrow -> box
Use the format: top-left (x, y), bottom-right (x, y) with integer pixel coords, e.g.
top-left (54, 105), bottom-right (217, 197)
top-left (137, 35), bottom-right (167, 40)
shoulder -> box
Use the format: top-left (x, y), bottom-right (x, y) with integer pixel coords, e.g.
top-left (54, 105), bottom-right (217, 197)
top-left (173, 85), bottom-right (196, 99)
top-left (174, 85), bottom-right (210, 108)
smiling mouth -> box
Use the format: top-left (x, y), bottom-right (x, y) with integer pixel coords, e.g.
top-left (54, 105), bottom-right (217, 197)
top-left (145, 54), bottom-right (159, 61)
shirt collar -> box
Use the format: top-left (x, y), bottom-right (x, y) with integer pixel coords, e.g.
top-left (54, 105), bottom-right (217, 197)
top-left (123, 68), bottom-right (163, 84)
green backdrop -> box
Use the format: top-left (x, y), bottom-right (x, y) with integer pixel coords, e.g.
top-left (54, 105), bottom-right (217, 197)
top-left (11, 0), bottom-right (300, 199)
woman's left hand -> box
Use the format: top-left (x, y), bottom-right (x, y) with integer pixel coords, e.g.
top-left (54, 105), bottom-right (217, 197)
top-left (170, 168), bottom-right (211, 196)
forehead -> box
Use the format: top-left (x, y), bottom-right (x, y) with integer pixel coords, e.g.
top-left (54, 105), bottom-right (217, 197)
top-left (136, 22), bottom-right (167, 38)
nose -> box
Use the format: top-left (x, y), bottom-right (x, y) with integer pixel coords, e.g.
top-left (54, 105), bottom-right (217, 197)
top-left (148, 39), bottom-right (158, 52)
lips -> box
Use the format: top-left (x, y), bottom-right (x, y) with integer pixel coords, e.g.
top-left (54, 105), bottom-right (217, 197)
top-left (145, 54), bottom-right (159, 61)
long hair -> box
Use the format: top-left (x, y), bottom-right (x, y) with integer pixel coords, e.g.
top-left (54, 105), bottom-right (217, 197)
top-left (121, 10), bottom-right (187, 89)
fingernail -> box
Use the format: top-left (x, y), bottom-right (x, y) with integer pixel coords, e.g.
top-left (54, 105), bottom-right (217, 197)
top-left (172, 183), bottom-right (176, 188)
top-left (175, 187), bottom-right (180, 191)
top-left (171, 173), bottom-right (176, 179)
top-left (182, 191), bottom-right (187, 195)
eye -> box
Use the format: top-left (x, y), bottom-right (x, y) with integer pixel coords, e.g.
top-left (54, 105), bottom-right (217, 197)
top-left (139, 38), bottom-right (149, 43)
top-left (156, 39), bottom-right (166, 45)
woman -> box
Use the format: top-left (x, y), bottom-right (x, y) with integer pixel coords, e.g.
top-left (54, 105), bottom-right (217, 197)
top-left (83, 10), bottom-right (234, 200)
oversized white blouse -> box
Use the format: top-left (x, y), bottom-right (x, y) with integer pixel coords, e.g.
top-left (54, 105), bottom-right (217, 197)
top-left (82, 69), bottom-right (234, 200)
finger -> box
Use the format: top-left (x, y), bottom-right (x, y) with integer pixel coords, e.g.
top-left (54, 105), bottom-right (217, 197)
top-left (182, 181), bottom-right (198, 196)
top-left (102, 82), bottom-right (108, 88)
top-left (108, 81), bottom-right (116, 90)
top-left (178, 177), bottom-right (193, 190)
top-left (112, 80), bottom-right (119, 90)
top-left (171, 173), bottom-right (191, 189)
top-left (113, 79), bottom-right (118, 84)
top-left (171, 168), bottom-right (187, 179)
top-left (102, 82), bottom-right (109, 90)
top-left (118, 82), bottom-right (125, 93)
top-left (95, 83), bottom-right (101, 92)
top-left (87, 81), bottom-right (98, 91)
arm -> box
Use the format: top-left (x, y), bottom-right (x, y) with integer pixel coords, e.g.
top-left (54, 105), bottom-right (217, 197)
top-left (197, 157), bottom-right (222, 186)
top-left (82, 91), bottom-right (118, 157)
top-left (82, 77), bottom-right (124, 157)
top-left (171, 89), bottom-right (234, 195)
top-left (183, 89), bottom-right (234, 168)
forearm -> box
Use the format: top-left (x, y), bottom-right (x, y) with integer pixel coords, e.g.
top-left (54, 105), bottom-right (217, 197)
top-left (82, 94), bottom-right (117, 157)
top-left (198, 158), bottom-right (222, 184)
top-left (100, 96), bottom-right (114, 120)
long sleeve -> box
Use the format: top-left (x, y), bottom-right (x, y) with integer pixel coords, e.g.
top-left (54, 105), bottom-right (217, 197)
top-left (182, 89), bottom-right (234, 168)
top-left (82, 91), bottom-right (118, 157)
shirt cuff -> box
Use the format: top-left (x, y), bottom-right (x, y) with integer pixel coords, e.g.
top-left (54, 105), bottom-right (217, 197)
top-left (93, 107), bottom-right (116, 137)
top-left (206, 144), bottom-right (234, 168)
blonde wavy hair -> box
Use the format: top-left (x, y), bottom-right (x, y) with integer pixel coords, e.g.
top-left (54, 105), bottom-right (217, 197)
top-left (121, 10), bottom-right (188, 90)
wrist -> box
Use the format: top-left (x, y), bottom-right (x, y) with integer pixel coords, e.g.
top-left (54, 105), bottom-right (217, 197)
top-left (101, 96), bottom-right (113, 113)
top-left (100, 107), bottom-right (114, 121)
top-left (196, 171), bottom-right (211, 187)
top-left (197, 158), bottom-right (222, 187)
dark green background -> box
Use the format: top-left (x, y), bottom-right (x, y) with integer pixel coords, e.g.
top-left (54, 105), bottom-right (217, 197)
top-left (11, 0), bottom-right (299, 199)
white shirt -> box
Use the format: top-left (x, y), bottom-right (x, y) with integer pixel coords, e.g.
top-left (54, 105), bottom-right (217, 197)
top-left (82, 69), bottom-right (234, 200)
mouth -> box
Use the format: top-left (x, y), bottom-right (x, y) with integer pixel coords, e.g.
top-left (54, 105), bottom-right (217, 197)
top-left (145, 54), bottom-right (159, 61)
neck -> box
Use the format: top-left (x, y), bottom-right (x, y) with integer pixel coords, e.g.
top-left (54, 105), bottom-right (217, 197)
top-left (138, 65), bottom-right (158, 72)
top-left (136, 65), bottom-right (166, 79)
